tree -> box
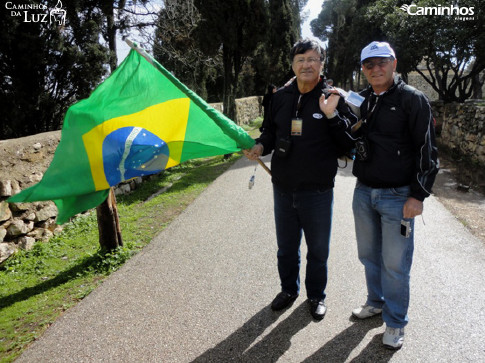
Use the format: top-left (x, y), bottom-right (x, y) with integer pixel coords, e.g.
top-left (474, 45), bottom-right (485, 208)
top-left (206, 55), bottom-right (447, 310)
top-left (311, 0), bottom-right (484, 101)
top-left (153, 0), bottom-right (221, 101)
top-left (267, 0), bottom-right (302, 85)
top-left (365, 0), bottom-right (484, 102)
top-left (95, 0), bottom-right (156, 72)
top-left (194, 0), bottom-right (268, 121)
top-left (236, 0), bottom-right (306, 97)
top-left (311, 0), bottom-right (382, 89)
top-left (0, 0), bottom-right (109, 139)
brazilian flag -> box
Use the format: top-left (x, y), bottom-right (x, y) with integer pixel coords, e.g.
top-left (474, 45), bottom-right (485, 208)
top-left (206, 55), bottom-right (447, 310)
top-left (8, 47), bottom-right (255, 224)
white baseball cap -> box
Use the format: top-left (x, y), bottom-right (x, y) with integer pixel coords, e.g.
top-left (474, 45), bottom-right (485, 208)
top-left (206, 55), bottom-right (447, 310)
top-left (360, 41), bottom-right (396, 63)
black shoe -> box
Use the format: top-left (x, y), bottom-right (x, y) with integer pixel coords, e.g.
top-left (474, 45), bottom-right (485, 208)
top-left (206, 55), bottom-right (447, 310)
top-left (308, 299), bottom-right (327, 320)
top-left (271, 292), bottom-right (298, 311)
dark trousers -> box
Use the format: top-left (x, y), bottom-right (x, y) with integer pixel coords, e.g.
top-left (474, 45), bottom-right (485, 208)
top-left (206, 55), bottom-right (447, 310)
top-left (273, 185), bottom-right (333, 300)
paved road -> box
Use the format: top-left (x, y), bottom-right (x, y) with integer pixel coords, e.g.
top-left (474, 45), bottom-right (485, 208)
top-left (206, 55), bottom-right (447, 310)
top-left (17, 157), bottom-right (485, 362)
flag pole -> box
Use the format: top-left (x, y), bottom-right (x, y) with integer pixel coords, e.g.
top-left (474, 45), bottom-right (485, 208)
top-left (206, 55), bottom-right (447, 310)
top-left (257, 158), bottom-right (271, 176)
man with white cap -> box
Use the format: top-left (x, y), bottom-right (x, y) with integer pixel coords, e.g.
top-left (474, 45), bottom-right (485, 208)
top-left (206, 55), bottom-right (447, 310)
top-left (350, 41), bottom-right (439, 350)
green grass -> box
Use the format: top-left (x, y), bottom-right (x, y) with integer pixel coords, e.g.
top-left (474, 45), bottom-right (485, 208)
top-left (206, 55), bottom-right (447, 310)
top-left (0, 154), bottom-right (242, 363)
top-left (243, 117), bottom-right (263, 139)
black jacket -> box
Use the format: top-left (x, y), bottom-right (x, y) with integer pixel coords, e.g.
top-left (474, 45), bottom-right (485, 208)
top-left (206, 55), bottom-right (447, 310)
top-left (353, 76), bottom-right (439, 201)
top-left (257, 79), bottom-right (357, 191)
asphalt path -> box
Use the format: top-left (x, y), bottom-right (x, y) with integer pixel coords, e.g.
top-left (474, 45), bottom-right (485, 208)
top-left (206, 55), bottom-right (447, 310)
top-left (17, 157), bottom-right (485, 362)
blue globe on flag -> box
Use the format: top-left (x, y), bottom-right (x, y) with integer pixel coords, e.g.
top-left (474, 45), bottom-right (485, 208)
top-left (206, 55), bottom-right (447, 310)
top-left (102, 127), bottom-right (170, 186)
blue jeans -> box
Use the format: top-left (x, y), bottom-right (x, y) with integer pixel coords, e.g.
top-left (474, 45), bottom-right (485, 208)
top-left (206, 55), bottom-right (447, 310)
top-left (352, 181), bottom-right (415, 328)
top-left (273, 185), bottom-right (333, 300)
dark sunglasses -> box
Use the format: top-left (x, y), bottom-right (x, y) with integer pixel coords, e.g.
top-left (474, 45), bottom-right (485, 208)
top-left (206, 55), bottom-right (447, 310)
top-left (362, 58), bottom-right (393, 70)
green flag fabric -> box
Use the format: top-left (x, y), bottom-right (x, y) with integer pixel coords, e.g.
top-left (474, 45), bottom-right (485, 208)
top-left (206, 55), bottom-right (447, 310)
top-left (8, 48), bottom-right (255, 224)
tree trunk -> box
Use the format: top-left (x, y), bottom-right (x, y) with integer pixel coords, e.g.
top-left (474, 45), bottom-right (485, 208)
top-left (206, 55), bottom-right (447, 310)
top-left (102, 2), bottom-right (118, 72)
top-left (222, 45), bottom-right (237, 122)
top-left (96, 188), bottom-right (123, 250)
top-left (472, 72), bottom-right (483, 99)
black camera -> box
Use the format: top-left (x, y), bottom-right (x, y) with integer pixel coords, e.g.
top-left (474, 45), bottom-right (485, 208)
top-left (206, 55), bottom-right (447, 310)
top-left (275, 138), bottom-right (292, 158)
top-left (355, 138), bottom-right (370, 161)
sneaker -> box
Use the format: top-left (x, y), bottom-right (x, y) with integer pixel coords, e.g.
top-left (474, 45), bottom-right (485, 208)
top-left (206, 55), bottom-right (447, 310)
top-left (382, 326), bottom-right (405, 350)
top-left (271, 292), bottom-right (298, 311)
top-left (308, 299), bottom-right (327, 320)
top-left (352, 304), bottom-right (382, 319)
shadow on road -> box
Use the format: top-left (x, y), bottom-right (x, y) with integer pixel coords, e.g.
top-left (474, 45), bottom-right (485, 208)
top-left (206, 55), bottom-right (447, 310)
top-left (192, 303), bottom-right (395, 362)
top-left (303, 316), bottom-right (395, 363)
top-left (192, 302), bottom-right (312, 362)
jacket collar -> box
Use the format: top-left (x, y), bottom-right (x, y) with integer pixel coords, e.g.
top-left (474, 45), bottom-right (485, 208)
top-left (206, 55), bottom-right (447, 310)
top-left (287, 77), bottom-right (326, 98)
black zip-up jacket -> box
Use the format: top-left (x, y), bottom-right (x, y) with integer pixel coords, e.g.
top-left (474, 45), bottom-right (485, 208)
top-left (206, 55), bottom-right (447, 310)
top-left (257, 79), bottom-right (357, 191)
top-left (353, 76), bottom-right (439, 201)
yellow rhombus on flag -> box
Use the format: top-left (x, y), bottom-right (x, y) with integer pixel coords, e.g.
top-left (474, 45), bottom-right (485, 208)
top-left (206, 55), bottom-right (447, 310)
top-left (8, 47), bottom-right (255, 224)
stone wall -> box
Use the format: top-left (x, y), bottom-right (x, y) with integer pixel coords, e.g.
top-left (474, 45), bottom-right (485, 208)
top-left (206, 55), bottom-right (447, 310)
top-left (432, 100), bottom-right (485, 165)
top-left (210, 96), bottom-right (262, 125)
top-left (0, 96), bottom-right (262, 263)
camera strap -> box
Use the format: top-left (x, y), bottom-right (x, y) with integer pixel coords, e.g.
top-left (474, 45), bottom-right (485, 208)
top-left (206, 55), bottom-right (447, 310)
top-left (364, 93), bottom-right (380, 125)
top-left (352, 92), bottom-right (382, 134)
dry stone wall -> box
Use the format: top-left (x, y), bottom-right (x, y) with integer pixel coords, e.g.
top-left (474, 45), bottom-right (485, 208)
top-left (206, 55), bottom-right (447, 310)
top-left (432, 100), bottom-right (485, 165)
top-left (0, 97), bottom-right (262, 263)
top-left (210, 96), bottom-right (262, 125)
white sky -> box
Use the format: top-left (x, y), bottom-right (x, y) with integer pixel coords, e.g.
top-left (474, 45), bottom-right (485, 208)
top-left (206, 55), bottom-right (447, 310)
top-left (301, 0), bottom-right (324, 42)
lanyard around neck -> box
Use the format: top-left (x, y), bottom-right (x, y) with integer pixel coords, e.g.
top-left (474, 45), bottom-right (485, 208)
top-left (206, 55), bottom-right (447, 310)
top-left (296, 94), bottom-right (303, 118)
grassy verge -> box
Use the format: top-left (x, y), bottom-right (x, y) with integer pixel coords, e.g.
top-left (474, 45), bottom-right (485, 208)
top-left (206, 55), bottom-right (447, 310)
top-left (0, 153), bottom-right (243, 363)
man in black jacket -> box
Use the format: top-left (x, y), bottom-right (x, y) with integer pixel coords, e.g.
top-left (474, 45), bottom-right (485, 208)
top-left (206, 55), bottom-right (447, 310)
top-left (351, 41), bottom-right (439, 350)
top-left (244, 39), bottom-right (357, 320)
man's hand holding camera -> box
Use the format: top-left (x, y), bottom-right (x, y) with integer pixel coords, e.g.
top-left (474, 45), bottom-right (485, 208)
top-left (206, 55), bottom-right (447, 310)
top-left (403, 197), bottom-right (423, 219)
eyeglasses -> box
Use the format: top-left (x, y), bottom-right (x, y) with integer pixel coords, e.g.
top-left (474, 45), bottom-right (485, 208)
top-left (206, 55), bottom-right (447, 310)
top-left (362, 58), bottom-right (393, 70)
top-left (293, 57), bottom-right (321, 65)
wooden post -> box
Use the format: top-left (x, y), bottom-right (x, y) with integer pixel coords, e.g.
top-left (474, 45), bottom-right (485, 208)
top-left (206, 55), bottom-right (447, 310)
top-left (96, 188), bottom-right (123, 250)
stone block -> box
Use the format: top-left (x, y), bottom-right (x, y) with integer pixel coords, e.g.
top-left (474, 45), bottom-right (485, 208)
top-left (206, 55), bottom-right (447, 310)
top-left (28, 172), bottom-right (43, 183)
top-left (18, 236), bottom-right (35, 250)
top-left (7, 219), bottom-right (33, 237)
top-left (0, 180), bottom-right (12, 196)
top-left (119, 184), bottom-right (131, 194)
top-left (11, 180), bottom-right (21, 195)
top-left (0, 242), bottom-right (17, 264)
top-left (9, 202), bottom-right (31, 212)
top-left (28, 228), bottom-right (53, 241)
top-left (34, 204), bottom-right (58, 222)
top-left (0, 227), bottom-right (6, 242)
top-left (0, 201), bottom-right (12, 222)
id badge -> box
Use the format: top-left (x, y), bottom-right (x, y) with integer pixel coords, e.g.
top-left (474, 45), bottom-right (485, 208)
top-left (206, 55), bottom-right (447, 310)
top-left (291, 118), bottom-right (303, 136)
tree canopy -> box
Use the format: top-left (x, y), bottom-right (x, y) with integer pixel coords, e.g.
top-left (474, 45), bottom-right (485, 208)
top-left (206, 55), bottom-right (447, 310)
top-left (310, 0), bottom-right (484, 102)
top-left (0, 0), bottom-right (108, 139)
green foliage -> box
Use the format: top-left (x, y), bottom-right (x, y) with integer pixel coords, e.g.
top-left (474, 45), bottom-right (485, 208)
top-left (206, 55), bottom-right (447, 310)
top-left (365, 0), bottom-right (484, 102)
top-left (310, 0), bottom-right (484, 99)
top-left (0, 0), bottom-right (109, 139)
